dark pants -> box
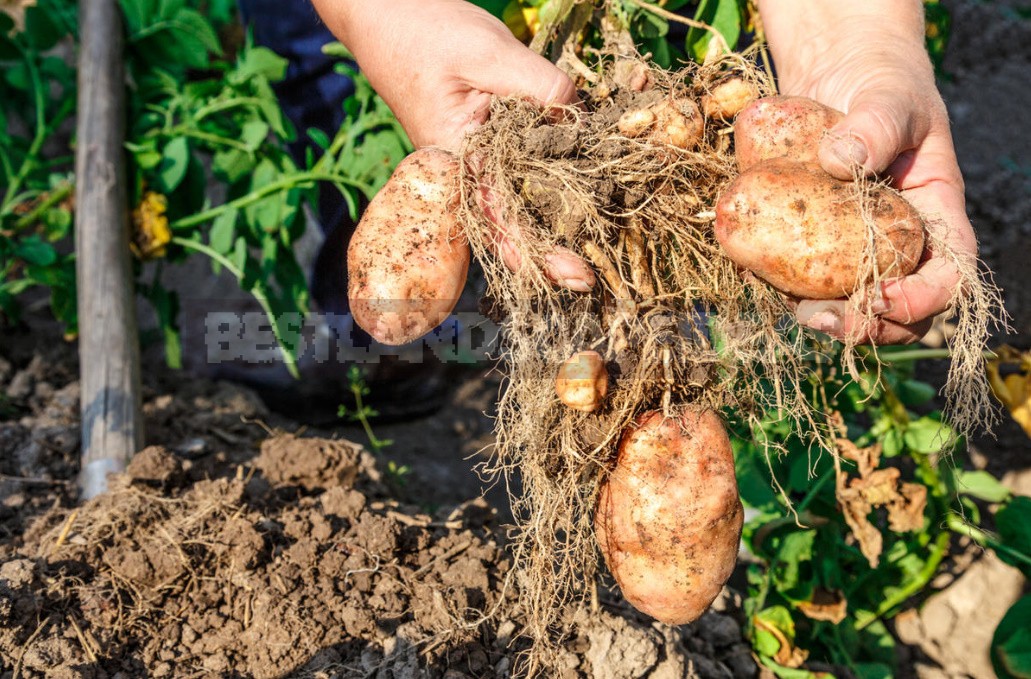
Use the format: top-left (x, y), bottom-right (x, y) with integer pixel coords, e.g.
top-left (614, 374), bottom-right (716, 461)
top-left (237, 0), bottom-right (357, 315)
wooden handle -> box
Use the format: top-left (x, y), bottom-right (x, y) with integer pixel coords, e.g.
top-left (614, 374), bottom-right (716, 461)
top-left (75, 0), bottom-right (143, 499)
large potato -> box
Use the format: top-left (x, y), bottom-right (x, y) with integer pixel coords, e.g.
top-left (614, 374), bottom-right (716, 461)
top-left (715, 158), bottom-right (925, 299)
top-left (348, 149), bottom-right (470, 345)
top-left (734, 96), bottom-right (844, 171)
top-left (594, 410), bottom-right (743, 625)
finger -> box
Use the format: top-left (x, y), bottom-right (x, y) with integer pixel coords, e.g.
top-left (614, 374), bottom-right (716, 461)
top-left (878, 166), bottom-right (975, 325)
top-left (818, 88), bottom-right (932, 181)
top-left (795, 299), bottom-right (932, 345)
top-left (475, 178), bottom-right (595, 291)
top-left (470, 38), bottom-right (580, 109)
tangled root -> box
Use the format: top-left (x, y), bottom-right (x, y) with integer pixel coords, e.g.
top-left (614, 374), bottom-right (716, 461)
top-left (455, 40), bottom-right (1004, 672)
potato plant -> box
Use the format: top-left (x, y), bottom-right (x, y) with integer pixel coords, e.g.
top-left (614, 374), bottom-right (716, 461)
top-left (733, 343), bottom-right (1031, 679)
top-left (0, 0), bottom-right (412, 375)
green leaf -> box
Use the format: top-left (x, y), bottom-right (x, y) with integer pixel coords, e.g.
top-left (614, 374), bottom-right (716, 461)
top-left (209, 207), bottom-right (237, 255)
top-left (43, 207), bottom-right (72, 241)
top-left (772, 529), bottom-right (815, 592)
top-left (170, 8), bottom-right (221, 55)
top-left (882, 426), bottom-right (904, 458)
top-left (230, 235), bottom-right (248, 274)
top-left (244, 158), bottom-right (293, 233)
top-left (954, 470), bottom-right (1011, 503)
top-left (148, 284), bottom-right (182, 369)
top-left (14, 237), bottom-right (57, 266)
top-left (321, 41), bottom-right (354, 60)
top-left (897, 379), bottom-right (938, 406)
top-left (685, 0), bottom-right (742, 63)
top-left (213, 148), bottom-right (255, 184)
top-left (5, 61), bottom-right (29, 90)
top-left (733, 438), bottom-right (780, 512)
top-left (234, 45), bottom-right (289, 82)
top-left (756, 606), bottom-right (796, 641)
top-left (307, 127), bottom-right (331, 151)
top-left (119, 0), bottom-right (149, 34)
top-left (24, 4), bottom-right (62, 51)
top-left (156, 137), bottom-right (190, 192)
top-left (998, 627), bottom-right (1031, 679)
top-left (996, 497), bottom-right (1031, 577)
top-left (903, 416), bottom-right (954, 454)
top-left (0, 32), bottom-right (19, 61)
top-left (993, 595), bottom-right (1031, 679)
top-left (241, 120), bottom-right (270, 152)
top-left (853, 663), bottom-right (893, 679)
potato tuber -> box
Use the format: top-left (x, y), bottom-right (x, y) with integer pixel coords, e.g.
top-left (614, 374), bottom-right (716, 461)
top-left (734, 95), bottom-right (844, 171)
top-left (715, 158), bottom-right (925, 299)
top-left (594, 410), bottom-right (743, 625)
top-left (555, 350), bottom-right (608, 412)
top-left (347, 148), bottom-right (470, 345)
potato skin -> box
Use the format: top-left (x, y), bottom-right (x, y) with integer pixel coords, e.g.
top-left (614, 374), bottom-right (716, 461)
top-left (715, 158), bottom-right (925, 299)
top-left (734, 96), bottom-right (844, 171)
top-left (347, 149), bottom-right (470, 345)
top-left (702, 78), bottom-right (760, 121)
top-left (595, 410), bottom-right (743, 625)
top-left (556, 350), bottom-right (608, 413)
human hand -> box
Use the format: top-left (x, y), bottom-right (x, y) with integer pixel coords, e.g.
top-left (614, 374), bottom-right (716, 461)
top-left (759, 1), bottom-right (974, 344)
top-left (313, 0), bottom-right (594, 291)
top-left (314, 0), bottom-right (577, 150)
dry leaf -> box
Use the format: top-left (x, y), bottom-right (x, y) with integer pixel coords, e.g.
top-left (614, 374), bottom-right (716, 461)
top-left (796, 588), bottom-right (848, 624)
top-left (834, 439), bottom-right (928, 567)
top-left (987, 345), bottom-right (1031, 437)
top-left (1, 0), bottom-right (35, 31)
top-left (753, 615), bottom-right (809, 668)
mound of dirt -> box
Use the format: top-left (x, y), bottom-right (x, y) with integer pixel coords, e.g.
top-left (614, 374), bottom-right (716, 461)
top-left (0, 343), bottom-right (755, 678)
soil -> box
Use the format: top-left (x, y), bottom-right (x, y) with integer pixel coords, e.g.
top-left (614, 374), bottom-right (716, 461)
top-left (2, 1), bottom-right (1031, 677)
top-left (0, 337), bottom-right (756, 678)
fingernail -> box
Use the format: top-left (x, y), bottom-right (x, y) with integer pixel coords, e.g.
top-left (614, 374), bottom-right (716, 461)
top-left (808, 311), bottom-right (842, 334)
top-left (871, 296), bottom-right (892, 314)
top-left (797, 302), bottom-right (843, 335)
top-left (558, 277), bottom-right (594, 293)
top-left (829, 137), bottom-right (868, 170)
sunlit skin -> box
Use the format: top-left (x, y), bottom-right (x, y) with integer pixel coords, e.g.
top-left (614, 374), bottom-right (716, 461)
top-left (312, 0), bottom-right (973, 345)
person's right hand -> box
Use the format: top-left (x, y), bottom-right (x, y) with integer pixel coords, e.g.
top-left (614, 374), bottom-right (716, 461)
top-left (313, 0), bottom-right (595, 291)
top-left (313, 0), bottom-right (577, 151)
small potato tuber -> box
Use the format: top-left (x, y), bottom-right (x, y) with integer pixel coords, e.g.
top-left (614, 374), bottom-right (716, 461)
top-left (348, 148), bottom-right (470, 345)
top-left (555, 350), bottom-right (608, 412)
top-left (651, 98), bottom-right (704, 151)
top-left (734, 95), bottom-right (844, 171)
top-left (702, 78), bottom-right (760, 121)
top-left (715, 158), bottom-right (925, 299)
top-left (594, 410), bottom-right (743, 625)
top-left (616, 98), bottom-right (704, 151)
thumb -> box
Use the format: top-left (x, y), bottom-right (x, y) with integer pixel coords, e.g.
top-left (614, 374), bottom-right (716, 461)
top-left (472, 40), bottom-right (579, 108)
top-left (818, 89), bottom-right (930, 181)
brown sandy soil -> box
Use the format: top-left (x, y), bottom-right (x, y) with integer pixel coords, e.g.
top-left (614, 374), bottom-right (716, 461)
top-left (0, 339), bottom-right (756, 678)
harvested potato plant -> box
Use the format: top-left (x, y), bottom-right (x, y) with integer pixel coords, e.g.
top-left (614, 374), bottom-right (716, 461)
top-left (345, 3), bottom-right (1004, 673)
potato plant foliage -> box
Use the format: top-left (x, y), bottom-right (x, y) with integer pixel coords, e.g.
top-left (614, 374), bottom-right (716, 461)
top-left (0, 0), bottom-right (412, 375)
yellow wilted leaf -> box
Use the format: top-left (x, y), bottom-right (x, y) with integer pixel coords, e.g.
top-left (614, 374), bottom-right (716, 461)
top-left (501, 1), bottom-right (535, 42)
top-left (130, 191), bottom-right (171, 260)
top-left (987, 346), bottom-right (1031, 437)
